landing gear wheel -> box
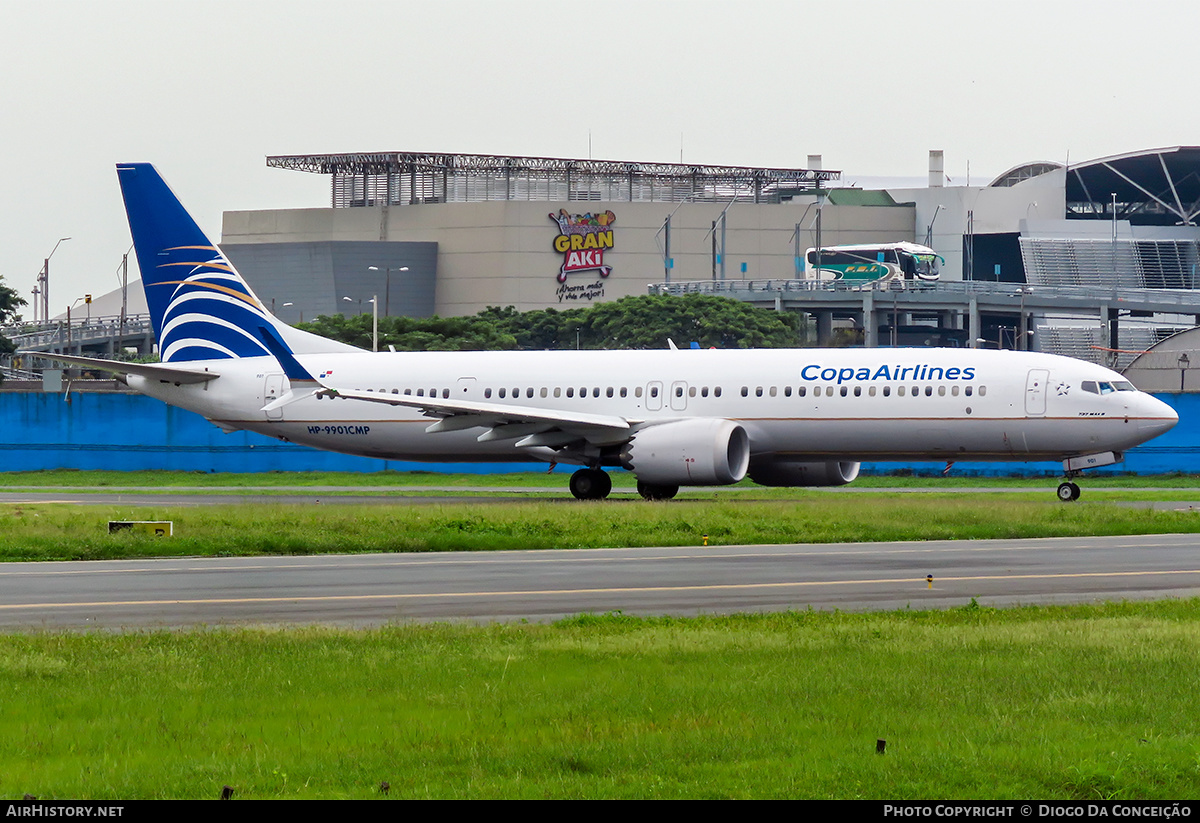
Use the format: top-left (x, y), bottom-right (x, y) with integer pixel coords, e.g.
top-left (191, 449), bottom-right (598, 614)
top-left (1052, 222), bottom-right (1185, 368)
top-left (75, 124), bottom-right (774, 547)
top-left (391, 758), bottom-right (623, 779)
top-left (569, 468), bottom-right (612, 500)
top-left (636, 481), bottom-right (679, 501)
top-left (1056, 481), bottom-right (1081, 502)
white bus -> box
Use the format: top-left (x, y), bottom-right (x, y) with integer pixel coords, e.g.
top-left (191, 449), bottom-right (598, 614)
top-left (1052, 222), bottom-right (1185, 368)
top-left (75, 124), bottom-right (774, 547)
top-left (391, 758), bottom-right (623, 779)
top-left (805, 242), bottom-right (942, 285)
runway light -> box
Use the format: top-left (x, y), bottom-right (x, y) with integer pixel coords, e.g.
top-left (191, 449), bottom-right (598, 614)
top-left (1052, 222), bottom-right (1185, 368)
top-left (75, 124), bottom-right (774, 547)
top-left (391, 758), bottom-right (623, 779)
top-left (702, 533), bottom-right (708, 546)
top-left (926, 574), bottom-right (934, 589)
top-left (876, 739), bottom-right (886, 754)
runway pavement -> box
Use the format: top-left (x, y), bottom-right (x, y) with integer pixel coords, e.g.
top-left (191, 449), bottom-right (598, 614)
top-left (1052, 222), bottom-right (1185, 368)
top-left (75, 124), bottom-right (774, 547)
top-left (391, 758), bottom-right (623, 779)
top-left (1, 533), bottom-right (1198, 630)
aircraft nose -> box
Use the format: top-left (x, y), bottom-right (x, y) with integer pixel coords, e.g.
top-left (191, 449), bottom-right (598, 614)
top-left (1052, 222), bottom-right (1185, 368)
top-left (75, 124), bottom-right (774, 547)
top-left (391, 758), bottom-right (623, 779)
top-left (1137, 394), bottom-right (1178, 436)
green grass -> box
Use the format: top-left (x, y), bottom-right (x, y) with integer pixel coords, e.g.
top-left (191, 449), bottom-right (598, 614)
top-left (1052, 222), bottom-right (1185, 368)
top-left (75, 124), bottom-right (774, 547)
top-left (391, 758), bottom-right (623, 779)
top-left (1, 602), bottom-right (1199, 799)
top-left (4, 468), bottom-right (1200, 490)
top-left (2, 495), bottom-right (1200, 561)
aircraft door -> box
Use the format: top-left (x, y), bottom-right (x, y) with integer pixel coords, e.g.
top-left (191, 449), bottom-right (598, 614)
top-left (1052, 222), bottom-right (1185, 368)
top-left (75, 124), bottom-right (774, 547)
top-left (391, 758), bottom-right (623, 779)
top-left (1025, 369), bottom-right (1049, 416)
top-left (646, 381), bottom-right (663, 411)
top-left (670, 381), bottom-right (688, 411)
top-left (264, 374), bottom-right (285, 420)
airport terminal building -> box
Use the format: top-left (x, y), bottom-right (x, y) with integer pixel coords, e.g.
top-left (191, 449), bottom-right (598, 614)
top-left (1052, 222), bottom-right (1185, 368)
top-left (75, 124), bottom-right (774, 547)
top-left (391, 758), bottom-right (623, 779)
top-left (216, 147), bottom-right (1200, 371)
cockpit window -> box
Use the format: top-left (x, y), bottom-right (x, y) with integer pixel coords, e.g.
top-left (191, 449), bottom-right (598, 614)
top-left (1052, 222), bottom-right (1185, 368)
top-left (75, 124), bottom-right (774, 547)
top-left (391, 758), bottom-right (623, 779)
top-left (1112, 381), bottom-right (1136, 392)
top-left (1098, 382), bottom-right (1115, 395)
top-left (1081, 381), bottom-right (1098, 394)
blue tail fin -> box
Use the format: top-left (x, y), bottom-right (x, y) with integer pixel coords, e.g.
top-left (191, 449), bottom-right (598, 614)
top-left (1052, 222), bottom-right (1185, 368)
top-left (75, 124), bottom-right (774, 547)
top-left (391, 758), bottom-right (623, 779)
top-left (117, 163), bottom-right (274, 363)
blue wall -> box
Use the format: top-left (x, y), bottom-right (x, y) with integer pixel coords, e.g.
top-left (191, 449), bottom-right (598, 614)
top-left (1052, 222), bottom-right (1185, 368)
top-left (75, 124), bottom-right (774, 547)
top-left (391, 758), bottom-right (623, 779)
top-left (1, 390), bottom-right (1194, 476)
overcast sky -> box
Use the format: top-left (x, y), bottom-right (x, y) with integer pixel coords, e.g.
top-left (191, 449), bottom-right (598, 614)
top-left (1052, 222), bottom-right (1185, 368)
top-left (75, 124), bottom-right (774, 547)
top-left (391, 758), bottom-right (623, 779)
top-left (4, 0), bottom-right (1199, 314)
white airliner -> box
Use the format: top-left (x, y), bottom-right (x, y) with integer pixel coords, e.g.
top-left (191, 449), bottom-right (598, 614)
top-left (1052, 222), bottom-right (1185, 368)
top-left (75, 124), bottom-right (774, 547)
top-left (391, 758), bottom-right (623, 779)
top-left (35, 164), bottom-right (1179, 501)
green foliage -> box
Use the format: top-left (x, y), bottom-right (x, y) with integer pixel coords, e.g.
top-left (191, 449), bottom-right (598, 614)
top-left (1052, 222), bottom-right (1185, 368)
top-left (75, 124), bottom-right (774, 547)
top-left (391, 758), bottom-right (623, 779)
top-left (297, 294), bottom-right (803, 351)
top-left (0, 275), bottom-right (27, 354)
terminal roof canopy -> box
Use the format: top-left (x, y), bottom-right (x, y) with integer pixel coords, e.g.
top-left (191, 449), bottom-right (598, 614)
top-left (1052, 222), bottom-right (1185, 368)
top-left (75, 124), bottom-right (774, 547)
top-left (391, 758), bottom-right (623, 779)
top-left (1065, 146), bottom-right (1200, 226)
top-left (267, 151), bottom-right (841, 207)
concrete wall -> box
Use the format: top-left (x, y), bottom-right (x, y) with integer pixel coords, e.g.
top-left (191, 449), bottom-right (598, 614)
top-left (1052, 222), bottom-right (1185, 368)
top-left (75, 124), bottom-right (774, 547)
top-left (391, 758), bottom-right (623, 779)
top-left (223, 201), bottom-right (916, 317)
top-left (4, 389), bottom-right (1193, 477)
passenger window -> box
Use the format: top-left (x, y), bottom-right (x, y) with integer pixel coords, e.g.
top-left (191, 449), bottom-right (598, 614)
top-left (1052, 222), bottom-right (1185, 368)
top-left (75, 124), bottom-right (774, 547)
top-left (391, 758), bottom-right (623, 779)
top-left (714, 387), bottom-right (722, 397)
top-left (741, 387), bottom-right (749, 397)
top-left (938, 386), bottom-right (946, 396)
top-left (965, 386), bottom-right (973, 396)
top-left (676, 386), bottom-right (684, 397)
top-left (979, 386), bottom-right (987, 397)
top-left (689, 387), bottom-right (697, 397)
top-left (650, 387), bottom-right (658, 398)
top-left (701, 387), bottom-right (709, 397)
top-left (527, 388), bottom-right (534, 398)
top-left (608, 387), bottom-right (615, 398)
top-left (825, 387), bottom-right (834, 397)
top-left (854, 386), bottom-right (862, 397)
top-left (868, 386), bottom-right (876, 397)
top-left (541, 387), bottom-right (548, 398)
top-left (620, 387), bottom-right (627, 397)
top-left (635, 387), bottom-right (643, 398)
top-left (566, 387), bottom-right (574, 398)
top-left (755, 387), bottom-right (763, 397)
top-left (883, 386), bottom-right (891, 397)
top-left (593, 387), bottom-right (600, 398)
top-left (783, 386), bottom-right (791, 397)
top-left (554, 387), bottom-right (561, 398)
top-left (924, 386), bottom-right (932, 397)
top-left (898, 386), bottom-right (906, 397)
top-left (417, 388), bottom-right (425, 397)
top-left (798, 386), bottom-right (806, 397)
top-left (840, 386), bottom-right (848, 397)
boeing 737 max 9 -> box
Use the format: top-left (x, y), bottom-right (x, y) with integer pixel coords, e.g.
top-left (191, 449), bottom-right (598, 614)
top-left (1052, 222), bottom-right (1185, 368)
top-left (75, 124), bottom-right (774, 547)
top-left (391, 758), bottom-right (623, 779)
top-left (33, 164), bottom-right (1179, 501)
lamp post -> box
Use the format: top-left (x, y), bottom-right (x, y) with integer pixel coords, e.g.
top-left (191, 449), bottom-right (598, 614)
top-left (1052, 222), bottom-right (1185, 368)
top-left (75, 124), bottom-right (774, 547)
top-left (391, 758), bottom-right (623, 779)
top-left (1178, 352), bottom-right (1190, 392)
top-left (38, 237), bottom-right (71, 325)
top-left (368, 266), bottom-right (409, 318)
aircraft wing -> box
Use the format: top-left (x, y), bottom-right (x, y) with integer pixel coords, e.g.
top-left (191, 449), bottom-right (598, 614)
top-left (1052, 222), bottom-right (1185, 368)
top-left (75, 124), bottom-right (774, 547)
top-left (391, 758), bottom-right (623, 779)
top-left (20, 352), bottom-right (219, 385)
top-left (317, 386), bottom-right (633, 442)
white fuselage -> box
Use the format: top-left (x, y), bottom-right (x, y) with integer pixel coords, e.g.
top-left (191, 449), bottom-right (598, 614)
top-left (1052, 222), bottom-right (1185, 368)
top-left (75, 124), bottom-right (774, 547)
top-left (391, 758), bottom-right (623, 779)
top-left (127, 347), bottom-right (1178, 466)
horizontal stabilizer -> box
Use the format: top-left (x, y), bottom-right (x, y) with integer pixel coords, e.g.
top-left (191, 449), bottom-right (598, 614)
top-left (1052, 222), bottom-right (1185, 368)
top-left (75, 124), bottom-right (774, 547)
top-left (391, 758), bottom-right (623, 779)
top-left (24, 352), bottom-right (219, 385)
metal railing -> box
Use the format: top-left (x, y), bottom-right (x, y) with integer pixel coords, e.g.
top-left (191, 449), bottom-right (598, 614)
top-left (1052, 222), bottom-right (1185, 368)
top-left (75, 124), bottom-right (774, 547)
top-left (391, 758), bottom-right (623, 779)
top-left (3, 314), bottom-right (155, 352)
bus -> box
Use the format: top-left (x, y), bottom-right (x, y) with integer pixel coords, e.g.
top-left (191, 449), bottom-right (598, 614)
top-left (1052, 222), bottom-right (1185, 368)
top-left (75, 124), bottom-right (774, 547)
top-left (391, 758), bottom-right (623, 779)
top-left (804, 242), bottom-right (943, 286)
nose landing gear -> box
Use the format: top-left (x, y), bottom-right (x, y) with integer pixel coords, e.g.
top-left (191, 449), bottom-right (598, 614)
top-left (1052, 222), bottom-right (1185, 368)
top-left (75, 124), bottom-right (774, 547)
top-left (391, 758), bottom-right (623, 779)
top-left (1056, 481), bottom-right (1081, 502)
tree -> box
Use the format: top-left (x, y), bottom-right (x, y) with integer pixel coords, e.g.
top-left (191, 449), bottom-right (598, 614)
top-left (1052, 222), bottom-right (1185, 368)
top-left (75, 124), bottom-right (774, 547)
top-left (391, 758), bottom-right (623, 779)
top-left (0, 276), bottom-right (27, 354)
top-left (297, 294), bottom-right (805, 352)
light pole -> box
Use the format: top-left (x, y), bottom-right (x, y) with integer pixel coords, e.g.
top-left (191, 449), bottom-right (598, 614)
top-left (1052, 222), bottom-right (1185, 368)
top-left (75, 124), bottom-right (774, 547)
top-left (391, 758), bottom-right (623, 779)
top-left (1178, 352), bottom-right (1190, 392)
top-left (368, 266), bottom-right (409, 317)
top-left (38, 237), bottom-right (71, 325)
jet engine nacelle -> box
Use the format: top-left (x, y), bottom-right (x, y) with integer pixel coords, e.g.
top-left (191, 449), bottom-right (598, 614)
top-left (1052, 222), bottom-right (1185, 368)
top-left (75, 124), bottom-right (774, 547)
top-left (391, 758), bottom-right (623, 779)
top-left (620, 419), bottom-right (750, 486)
top-left (748, 459), bottom-right (861, 487)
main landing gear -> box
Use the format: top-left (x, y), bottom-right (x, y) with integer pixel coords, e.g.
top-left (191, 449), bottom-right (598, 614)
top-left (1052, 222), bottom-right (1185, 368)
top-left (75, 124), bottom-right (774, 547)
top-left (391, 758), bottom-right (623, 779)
top-left (1056, 480), bottom-right (1082, 502)
top-left (567, 469), bottom-right (680, 501)
top-left (569, 468), bottom-right (612, 500)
